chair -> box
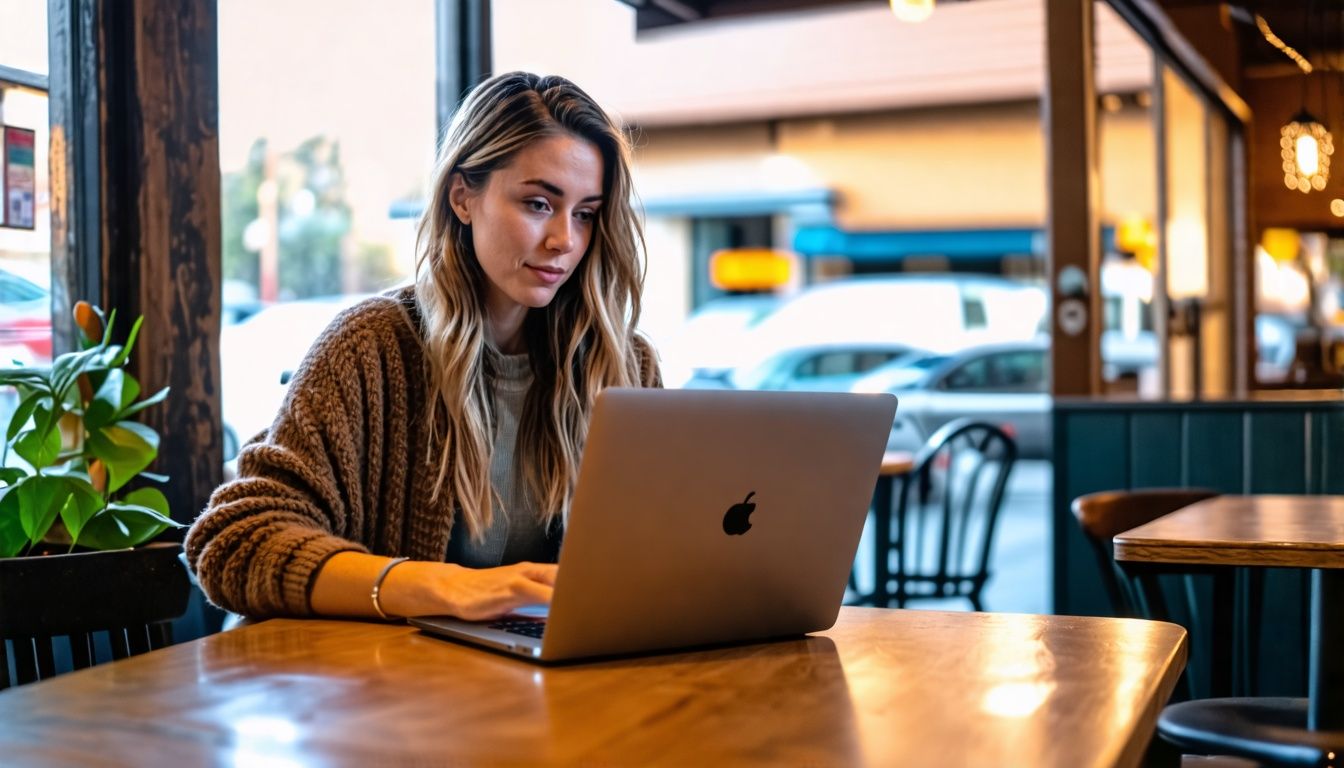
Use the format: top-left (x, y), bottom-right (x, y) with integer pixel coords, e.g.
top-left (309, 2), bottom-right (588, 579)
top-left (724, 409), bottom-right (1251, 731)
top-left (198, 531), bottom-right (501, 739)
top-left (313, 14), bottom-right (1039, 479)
top-left (1072, 488), bottom-right (1270, 708)
top-left (875, 419), bottom-right (1017, 610)
top-left (1071, 488), bottom-right (1220, 620)
top-left (0, 543), bottom-right (190, 690)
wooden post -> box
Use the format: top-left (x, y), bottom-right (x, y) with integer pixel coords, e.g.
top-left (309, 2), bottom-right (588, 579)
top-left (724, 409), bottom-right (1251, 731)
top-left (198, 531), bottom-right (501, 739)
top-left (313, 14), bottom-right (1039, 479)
top-left (48, 0), bottom-right (222, 526)
top-left (1044, 0), bottom-right (1103, 396)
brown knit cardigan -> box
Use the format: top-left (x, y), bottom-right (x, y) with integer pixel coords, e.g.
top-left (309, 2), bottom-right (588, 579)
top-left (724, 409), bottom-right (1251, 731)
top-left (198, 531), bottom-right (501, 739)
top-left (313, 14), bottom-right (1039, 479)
top-left (185, 288), bottom-right (661, 618)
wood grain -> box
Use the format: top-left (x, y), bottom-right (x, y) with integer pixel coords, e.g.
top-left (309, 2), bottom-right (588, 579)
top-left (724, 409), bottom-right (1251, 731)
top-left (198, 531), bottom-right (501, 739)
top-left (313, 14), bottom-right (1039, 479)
top-left (0, 608), bottom-right (1185, 767)
top-left (880, 450), bottom-right (914, 476)
top-left (1114, 495), bottom-right (1344, 569)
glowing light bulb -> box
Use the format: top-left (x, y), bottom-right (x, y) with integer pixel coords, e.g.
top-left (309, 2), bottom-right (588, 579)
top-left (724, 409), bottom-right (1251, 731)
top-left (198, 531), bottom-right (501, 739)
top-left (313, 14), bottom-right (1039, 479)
top-left (1297, 133), bottom-right (1320, 176)
top-left (890, 0), bottom-right (934, 23)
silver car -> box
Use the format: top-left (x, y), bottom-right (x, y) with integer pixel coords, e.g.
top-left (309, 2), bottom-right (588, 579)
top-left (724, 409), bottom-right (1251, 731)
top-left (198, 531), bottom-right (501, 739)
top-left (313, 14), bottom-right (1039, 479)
top-left (685, 341), bottom-right (925, 392)
top-left (853, 339), bottom-right (1051, 459)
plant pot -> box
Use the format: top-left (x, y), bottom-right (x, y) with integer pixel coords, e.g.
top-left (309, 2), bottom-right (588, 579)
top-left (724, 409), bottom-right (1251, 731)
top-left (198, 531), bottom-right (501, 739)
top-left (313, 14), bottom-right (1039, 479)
top-left (0, 541), bottom-right (190, 639)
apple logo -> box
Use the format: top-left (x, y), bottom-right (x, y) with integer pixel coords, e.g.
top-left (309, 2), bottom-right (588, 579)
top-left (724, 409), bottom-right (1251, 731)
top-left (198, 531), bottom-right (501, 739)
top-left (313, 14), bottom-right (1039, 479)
top-left (722, 492), bottom-right (757, 535)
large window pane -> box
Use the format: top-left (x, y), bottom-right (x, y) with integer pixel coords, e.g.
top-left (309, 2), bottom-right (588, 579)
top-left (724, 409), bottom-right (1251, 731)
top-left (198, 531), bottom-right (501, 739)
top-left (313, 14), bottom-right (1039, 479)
top-left (217, 0), bottom-right (435, 457)
top-left (0, 0), bottom-right (48, 75)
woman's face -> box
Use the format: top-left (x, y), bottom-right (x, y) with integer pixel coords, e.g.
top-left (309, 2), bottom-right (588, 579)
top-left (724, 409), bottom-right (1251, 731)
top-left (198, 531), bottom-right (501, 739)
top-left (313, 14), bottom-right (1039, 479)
top-left (450, 134), bottom-right (605, 320)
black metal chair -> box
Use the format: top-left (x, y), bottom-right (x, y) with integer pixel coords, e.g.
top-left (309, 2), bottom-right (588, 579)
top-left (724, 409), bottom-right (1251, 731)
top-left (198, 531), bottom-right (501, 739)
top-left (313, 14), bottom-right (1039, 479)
top-left (0, 543), bottom-right (190, 690)
top-left (873, 419), bottom-right (1017, 610)
top-left (1072, 488), bottom-right (1222, 704)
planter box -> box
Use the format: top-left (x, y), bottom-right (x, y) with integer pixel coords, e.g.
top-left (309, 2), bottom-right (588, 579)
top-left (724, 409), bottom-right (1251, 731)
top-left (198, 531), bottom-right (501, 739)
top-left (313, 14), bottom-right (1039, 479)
top-left (0, 541), bottom-right (190, 639)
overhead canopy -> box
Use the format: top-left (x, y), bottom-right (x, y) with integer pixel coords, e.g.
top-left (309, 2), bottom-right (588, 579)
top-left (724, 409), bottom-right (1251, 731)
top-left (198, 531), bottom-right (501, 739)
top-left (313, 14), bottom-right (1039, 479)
top-left (793, 225), bottom-right (1117, 261)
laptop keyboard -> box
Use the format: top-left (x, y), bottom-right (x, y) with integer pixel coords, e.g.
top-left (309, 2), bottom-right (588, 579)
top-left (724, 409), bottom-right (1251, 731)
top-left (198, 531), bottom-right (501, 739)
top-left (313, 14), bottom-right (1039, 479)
top-left (489, 619), bottom-right (546, 639)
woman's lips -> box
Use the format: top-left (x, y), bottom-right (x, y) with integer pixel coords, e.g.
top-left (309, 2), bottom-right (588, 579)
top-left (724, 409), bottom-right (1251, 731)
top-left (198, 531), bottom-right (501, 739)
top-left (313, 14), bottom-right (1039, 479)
top-left (526, 265), bottom-right (565, 285)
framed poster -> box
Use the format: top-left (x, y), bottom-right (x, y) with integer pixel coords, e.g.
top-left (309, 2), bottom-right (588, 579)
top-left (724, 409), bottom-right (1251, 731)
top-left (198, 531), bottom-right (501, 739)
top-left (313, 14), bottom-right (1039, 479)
top-left (2, 126), bottom-right (37, 230)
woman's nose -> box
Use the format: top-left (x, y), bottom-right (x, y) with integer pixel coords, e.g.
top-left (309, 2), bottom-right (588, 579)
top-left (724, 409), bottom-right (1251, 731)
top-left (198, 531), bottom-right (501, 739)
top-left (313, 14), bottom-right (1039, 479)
top-left (545, 217), bottom-right (574, 253)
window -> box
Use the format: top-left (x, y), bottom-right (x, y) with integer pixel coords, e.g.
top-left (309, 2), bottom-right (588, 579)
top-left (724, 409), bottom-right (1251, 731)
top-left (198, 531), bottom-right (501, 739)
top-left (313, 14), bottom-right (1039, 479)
top-left (991, 351), bottom-right (1048, 391)
top-left (0, 1), bottom-right (53, 377)
top-left (217, 0), bottom-right (436, 457)
top-left (942, 356), bottom-right (991, 391)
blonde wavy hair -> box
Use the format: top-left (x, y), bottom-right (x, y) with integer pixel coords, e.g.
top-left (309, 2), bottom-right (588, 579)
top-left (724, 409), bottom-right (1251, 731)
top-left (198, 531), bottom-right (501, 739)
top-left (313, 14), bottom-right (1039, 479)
top-left (414, 72), bottom-right (649, 542)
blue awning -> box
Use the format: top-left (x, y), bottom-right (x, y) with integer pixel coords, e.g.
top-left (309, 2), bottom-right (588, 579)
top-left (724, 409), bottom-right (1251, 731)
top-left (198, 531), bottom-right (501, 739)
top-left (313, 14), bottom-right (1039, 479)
top-left (793, 226), bottom-right (1115, 261)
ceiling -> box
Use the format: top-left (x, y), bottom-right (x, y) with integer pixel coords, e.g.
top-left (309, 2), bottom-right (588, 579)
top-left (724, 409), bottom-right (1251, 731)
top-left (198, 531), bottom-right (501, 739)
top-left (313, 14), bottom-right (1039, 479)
top-left (617, 0), bottom-right (1344, 78)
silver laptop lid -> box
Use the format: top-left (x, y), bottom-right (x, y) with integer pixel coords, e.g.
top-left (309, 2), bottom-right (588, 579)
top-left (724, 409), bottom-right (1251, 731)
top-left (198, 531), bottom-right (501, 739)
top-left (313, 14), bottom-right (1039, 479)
top-left (538, 388), bottom-right (897, 661)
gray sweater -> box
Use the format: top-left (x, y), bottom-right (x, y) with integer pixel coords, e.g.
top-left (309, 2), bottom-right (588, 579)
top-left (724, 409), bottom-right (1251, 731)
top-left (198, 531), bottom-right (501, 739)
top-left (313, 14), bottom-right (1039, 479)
top-left (184, 287), bottom-right (661, 617)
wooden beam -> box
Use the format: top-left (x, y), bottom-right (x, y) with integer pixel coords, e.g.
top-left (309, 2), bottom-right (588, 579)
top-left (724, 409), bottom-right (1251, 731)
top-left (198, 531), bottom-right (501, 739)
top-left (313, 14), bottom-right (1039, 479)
top-left (1044, 0), bottom-right (1102, 396)
top-left (48, 0), bottom-right (222, 526)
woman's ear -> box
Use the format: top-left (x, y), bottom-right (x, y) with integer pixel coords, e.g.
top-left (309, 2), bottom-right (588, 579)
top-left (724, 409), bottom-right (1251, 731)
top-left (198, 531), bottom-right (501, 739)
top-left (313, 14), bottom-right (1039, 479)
top-left (448, 173), bottom-right (473, 225)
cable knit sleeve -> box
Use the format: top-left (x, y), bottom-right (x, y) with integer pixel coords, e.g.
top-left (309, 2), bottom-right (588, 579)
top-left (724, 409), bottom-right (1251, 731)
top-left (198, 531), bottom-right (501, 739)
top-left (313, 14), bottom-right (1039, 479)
top-left (185, 300), bottom-right (406, 617)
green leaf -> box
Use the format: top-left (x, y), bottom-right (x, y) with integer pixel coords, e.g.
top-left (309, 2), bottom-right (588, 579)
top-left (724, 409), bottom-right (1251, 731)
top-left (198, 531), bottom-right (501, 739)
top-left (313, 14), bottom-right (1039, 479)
top-left (6, 390), bottom-right (47, 442)
top-left (120, 486), bottom-right (171, 518)
top-left (0, 487), bottom-right (26, 557)
top-left (78, 500), bottom-right (179, 550)
top-left (0, 467), bottom-right (27, 485)
top-left (115, 385), bottom-right (168, 422)
top-left (50, 346), bottom-right (105, 397)
top-left (14, 475), bottom-right (71, 546)
top-left (86, 369), bottom-right (140, 429)
top-left (106, 316), bottom-right (143, 368)
top-left (86, 421), bottom-right (160, 494)
top-left (14, 408), bottom-right (63, 469)
top-left (58, 475), bottom-right (106, 544)
top-left (0, 367), bottom-right (52, 390)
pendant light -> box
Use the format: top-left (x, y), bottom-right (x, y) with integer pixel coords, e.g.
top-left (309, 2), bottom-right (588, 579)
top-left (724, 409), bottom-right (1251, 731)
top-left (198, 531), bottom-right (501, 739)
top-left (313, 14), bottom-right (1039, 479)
top-left (1278, 2), bottom-right (1333, 193)
top-left (890, 0), bottom-right (934, 23)
top-left (1281, 109), bottom-right (1333, 193)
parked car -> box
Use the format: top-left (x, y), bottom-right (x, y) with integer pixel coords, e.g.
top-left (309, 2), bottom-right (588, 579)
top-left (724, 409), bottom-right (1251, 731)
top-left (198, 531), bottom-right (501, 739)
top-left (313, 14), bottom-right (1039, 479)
top-left (220, 293), bottom-right (370, 458)
top-left (686, 341), bottom-right (926, 392)
top-left (658, 293), bottom-right (781, 388)
top-left (0, 263), bottom-right (53, 366)
top-left (742, 275), bottom-right (1049, 359)
top-left (853, 339), bottom-right (1051, 459)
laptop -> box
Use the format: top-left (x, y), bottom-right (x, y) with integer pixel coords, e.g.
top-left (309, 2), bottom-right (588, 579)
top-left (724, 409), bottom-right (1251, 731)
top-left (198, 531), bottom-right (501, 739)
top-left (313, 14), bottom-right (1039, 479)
top-left (410, 387), bottom-right (898, 662)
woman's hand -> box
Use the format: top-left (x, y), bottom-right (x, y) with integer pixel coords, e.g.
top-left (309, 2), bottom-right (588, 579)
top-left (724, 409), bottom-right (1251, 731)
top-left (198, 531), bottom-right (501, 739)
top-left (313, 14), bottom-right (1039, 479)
top-left (310, 552), bottom-right (556, 621)
top-left (380, 560), bottom-right (556, 621)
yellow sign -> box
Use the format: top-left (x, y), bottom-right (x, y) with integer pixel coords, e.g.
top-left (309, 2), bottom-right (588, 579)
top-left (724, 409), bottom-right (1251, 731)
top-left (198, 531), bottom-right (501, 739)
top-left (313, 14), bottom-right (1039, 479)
top-left (1260, 228), bottom-right (1301, 264)
top-left (709, 248), bottom-right (793, 291)
top-left (1115, 215), bottom-right (1156, 271)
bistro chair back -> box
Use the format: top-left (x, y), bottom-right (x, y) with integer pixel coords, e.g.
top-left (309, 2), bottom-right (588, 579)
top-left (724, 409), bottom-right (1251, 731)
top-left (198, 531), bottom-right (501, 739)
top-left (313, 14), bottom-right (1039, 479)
top-left (1071, 488), bottom-right (1220, 619)
top-left (0, 543), bottom-right (191, 690)
top-left (885, 419), bottom-right (1017, 611)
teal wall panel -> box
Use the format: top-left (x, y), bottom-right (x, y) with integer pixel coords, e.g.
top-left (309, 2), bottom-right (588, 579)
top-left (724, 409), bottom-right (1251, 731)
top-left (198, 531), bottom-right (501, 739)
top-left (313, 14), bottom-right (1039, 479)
top-left (1055, 412), bottom-right (1129, 617)
top-left (1186, 412), bottom-right (1244, 493)
top-left (1131, 413), bottom-right (1182, 488)
top-left (1318, 411), bottom-right (1344, 494)
top-left (1056, 398), bottom-right (1344, 701)
top-left (1247, 412), bottom-right (1308, 493)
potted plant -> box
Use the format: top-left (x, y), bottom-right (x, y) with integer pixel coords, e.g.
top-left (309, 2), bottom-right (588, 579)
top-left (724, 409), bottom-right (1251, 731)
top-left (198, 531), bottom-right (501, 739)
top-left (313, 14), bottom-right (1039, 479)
top-left (0, 302), bottom-right (189, 673)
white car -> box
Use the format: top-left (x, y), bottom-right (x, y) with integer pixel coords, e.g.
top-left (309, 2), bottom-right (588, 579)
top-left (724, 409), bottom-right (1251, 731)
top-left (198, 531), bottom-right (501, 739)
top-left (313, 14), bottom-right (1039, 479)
top-left (736, 275), bottom-right (1048, 376)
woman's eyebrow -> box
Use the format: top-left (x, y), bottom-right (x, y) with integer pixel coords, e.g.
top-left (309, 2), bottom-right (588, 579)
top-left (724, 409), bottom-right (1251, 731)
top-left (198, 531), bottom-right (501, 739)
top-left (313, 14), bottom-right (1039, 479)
top-left (521, 179), bottom-right (603, 203)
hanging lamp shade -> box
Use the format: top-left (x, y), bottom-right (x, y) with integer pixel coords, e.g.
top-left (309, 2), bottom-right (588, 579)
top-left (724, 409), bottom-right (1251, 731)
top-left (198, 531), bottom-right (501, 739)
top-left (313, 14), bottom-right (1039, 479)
top-left (890, 0), bottom-right (934, 23)
top-left (1280, 109), bottom-right (1333, 193)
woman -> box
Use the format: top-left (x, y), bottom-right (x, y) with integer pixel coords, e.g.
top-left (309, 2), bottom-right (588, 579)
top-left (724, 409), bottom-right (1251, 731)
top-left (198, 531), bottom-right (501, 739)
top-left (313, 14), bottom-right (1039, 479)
top-left (186, 72), bottom-right (660, 622)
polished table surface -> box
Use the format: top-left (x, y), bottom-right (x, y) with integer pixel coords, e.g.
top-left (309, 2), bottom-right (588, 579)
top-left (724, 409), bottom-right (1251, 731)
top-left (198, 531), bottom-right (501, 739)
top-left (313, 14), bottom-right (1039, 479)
top-left (1114, 494), bottom-right (1344, 732)
top-left (1113, 494), bottom-right (1344, 569)
top-left (0, 608), bottom-right (1185, 767)
top-left (880, 450), bottom-right (915, 476)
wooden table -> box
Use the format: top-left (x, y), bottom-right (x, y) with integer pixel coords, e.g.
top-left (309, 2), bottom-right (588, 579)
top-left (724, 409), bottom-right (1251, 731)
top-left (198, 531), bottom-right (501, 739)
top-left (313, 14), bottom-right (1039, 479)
top-left (1114, 495), bottom-right (1344, 730)
top-left (0, 608), bottom-right (1185, 767)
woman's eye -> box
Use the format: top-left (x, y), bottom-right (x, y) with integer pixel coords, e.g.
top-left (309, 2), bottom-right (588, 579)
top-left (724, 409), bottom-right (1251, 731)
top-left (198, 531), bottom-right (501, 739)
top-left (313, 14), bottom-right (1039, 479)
top-left (525, 199), bottom-right (550, 213)
top-left (575, 209), bottom-right (596, 223)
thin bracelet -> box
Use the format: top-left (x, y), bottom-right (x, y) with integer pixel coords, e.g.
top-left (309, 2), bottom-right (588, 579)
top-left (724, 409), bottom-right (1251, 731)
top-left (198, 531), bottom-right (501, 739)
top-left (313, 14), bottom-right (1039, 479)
top-left (371, 556), bottom-right (410, 621)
